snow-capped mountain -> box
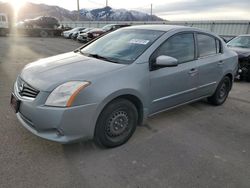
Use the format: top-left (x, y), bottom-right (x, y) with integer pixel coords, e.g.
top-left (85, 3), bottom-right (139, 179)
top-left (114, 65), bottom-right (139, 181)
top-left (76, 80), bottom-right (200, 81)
top-left (80, 6), bottom-right (163, 21)
top-left (0, 2), bottom-right (164, 22)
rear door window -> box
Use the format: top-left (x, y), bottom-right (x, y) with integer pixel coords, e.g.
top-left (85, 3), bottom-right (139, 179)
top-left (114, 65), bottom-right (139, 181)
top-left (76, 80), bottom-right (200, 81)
top-left (197, 34), bottom-right (218, 57)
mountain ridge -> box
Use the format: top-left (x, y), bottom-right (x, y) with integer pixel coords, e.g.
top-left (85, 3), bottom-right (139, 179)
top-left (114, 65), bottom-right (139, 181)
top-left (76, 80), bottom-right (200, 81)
top-left (0, 2), bottom-right (164, 22)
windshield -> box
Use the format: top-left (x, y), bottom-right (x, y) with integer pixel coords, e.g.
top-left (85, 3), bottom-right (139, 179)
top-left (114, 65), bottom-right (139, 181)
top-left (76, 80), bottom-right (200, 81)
top-left (227, 36), bottom-right (250, 48)
top-left (80, 29), bottom-right (164, 64)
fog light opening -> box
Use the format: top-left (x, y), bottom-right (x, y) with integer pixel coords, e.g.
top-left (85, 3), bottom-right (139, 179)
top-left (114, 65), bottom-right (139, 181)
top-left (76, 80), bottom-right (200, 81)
top-left (56, 128), bottom-right (64, 136)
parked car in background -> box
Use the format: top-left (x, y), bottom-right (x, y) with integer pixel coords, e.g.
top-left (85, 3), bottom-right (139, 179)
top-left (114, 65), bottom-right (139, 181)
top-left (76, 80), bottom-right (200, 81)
top-left (58, 24), bottom-right (72, 31)
top-left (0, 13), bottom-right (9, 36)
top-left (77, 24), bottom-right (130, 43)
top-left (102, 24), bottom-right (130, 32)
top-left (62, 27), bottom-right (85, 39)
top-left (75, 27), bottom-right (93, 40)
top-left (227, 34), bottom-right (250, 81)
top-left (77, 28), bottom-right (103, 43)
top-left (11, 25), bottom-right (238, 148)
top-left (71, 27), bottom-right (88, 40)
top-left (23, 16), bottom-right (59, 29)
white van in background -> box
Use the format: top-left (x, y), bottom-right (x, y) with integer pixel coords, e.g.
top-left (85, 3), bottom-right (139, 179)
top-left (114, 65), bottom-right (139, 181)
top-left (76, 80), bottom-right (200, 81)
top-left (0, 13), bottom-right (9, 36)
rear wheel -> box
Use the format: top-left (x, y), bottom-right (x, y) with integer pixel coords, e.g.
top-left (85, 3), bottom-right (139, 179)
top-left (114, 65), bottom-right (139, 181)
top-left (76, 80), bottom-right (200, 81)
top-left (0, 29), bottom-right (7, 36)
top-left (207, 76), bottom-right (232, 105)
top-left (40, 30), bottom-right (48, 37)
top-left (94, 99), bottom-right (138, 148)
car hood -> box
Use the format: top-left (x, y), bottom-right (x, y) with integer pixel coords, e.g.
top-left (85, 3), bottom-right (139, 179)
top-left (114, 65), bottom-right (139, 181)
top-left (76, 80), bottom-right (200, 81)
top-left (20, 52), bottom-right (126, 92)
top-left (228, 46), bottom-right (250, 57)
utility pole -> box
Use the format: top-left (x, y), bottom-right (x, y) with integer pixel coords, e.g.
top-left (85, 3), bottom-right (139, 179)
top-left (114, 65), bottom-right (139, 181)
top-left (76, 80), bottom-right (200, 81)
top-left (77, 0), bottom-right (80, 21)
top-left (150, 4), bottom-right (153, 21)
top-left (105, 0), bottom-right (108, 22)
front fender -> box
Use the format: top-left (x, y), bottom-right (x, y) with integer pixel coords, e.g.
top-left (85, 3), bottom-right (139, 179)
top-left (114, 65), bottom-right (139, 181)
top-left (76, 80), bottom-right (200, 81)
top-left (87, 89), bottom-right (149, 137)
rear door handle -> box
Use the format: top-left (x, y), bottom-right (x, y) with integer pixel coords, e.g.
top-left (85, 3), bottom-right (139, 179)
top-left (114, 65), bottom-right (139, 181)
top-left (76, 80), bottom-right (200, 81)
top-left (189, 68), bottom-right (198, 75)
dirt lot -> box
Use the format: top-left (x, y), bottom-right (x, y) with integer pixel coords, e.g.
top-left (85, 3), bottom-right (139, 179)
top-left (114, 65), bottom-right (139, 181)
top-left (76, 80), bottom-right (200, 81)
top-left (0, 36), bottom-right (250, 188)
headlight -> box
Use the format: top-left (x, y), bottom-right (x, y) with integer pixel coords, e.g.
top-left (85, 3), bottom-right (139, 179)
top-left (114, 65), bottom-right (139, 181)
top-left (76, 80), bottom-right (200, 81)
top-left (45, 81), bottom-right (90, 107)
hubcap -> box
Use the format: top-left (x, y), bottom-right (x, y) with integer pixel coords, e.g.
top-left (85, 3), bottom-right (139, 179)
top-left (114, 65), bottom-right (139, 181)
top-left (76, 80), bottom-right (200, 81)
top-left (106, 111), bottom-right (129, 137)
top-left (219, 83), bottom-right (227, 99)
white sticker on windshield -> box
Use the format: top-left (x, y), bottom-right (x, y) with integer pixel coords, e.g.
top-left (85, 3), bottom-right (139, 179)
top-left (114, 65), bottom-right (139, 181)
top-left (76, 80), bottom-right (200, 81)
top-left (129, 39), bottom-right (150, 45)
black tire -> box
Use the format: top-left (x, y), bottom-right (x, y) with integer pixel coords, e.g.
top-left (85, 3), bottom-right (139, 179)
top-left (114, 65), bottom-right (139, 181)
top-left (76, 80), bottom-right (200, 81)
top-left (40, 30), bottom-right (48, 37)
top-left (239, 74), bottom-right (244, 81)
top-left (0, 30), bottom-right (6, 36)
top-left (246, 69), bottom-right (250, 82)
top-left (207, 76), bottom-right (232, 105)
top-left (50, 31), bottom-right (54, 37)
top-left (94, 99), bottom-right (138, 148)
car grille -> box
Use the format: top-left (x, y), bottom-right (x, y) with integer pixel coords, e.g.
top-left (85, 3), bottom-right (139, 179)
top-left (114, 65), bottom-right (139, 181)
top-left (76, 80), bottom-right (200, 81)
top-left (16, 77), bottom-right (40, 99)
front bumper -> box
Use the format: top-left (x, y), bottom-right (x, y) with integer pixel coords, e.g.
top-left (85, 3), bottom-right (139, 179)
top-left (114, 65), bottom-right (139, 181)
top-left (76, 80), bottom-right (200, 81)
top-left (17, 103), bottom-right (98, 143)
top-left (13, 87), bottom-right (98, 143)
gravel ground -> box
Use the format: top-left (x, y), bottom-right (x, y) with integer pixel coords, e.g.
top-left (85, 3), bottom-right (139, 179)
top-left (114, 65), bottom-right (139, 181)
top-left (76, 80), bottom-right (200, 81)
top-left (0, 36), bottom-right (250, 188)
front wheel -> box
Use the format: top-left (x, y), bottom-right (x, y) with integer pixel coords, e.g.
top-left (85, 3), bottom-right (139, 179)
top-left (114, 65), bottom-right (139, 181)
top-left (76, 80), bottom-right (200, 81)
top-left (94, 99), bottom-right (138, 148)
top-left (207, 76), bottom-right (232, 105)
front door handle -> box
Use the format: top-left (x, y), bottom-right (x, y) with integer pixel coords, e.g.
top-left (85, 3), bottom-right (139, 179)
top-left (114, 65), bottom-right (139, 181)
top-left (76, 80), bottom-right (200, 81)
top-left (189, 68), bottom-right (198, 75)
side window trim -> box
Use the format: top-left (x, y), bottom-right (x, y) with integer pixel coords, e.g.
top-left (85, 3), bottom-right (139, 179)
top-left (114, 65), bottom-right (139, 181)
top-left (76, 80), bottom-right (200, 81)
top-left (216, 39), bottom-right (223, 54)
top-left (149, 31), bottom-right (196, 68)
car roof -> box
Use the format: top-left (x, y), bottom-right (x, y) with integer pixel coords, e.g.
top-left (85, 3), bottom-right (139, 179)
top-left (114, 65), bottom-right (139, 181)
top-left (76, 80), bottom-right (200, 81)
top-left (124, 24), bottom-right (223, 39)
top-left (127, 24), bottom-right (191, 32)
top-left (89, 28), bottom-right (103, 31)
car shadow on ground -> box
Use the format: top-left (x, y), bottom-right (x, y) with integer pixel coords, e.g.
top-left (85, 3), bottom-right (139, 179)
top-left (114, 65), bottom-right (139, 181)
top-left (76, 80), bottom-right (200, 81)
top-left (61, 99), bottom-right (210, 155)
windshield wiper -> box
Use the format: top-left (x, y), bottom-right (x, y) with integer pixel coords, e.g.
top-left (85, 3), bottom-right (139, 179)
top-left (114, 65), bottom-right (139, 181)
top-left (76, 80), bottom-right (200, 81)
top-left (82, 53), bottom-right (117, 63)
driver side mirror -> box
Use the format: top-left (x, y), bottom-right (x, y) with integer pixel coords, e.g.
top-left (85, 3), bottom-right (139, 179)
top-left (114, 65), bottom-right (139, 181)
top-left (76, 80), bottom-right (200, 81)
top-left (155, 55), bottom-right (178, 68)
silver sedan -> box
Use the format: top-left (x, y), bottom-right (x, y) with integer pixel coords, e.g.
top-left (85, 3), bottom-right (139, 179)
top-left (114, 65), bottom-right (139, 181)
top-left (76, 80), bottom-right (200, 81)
top-left (11, 25), bottom-right (238, 147)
